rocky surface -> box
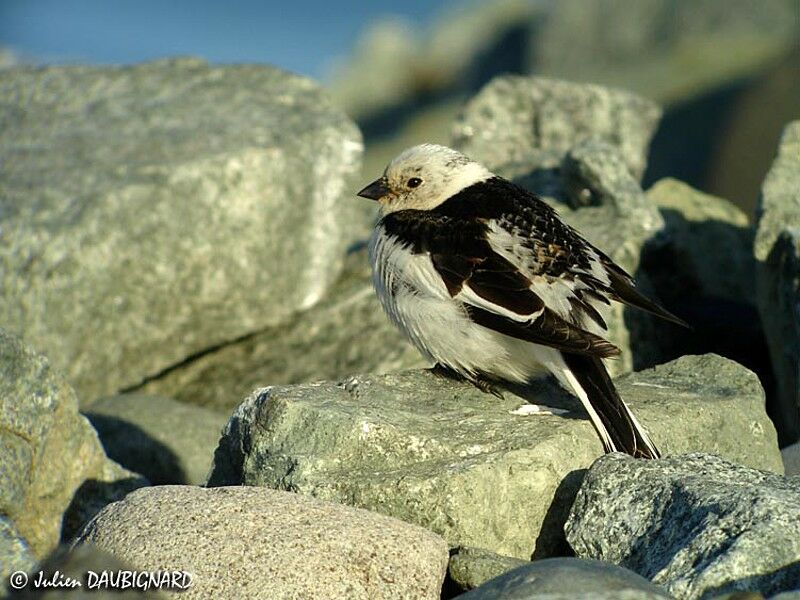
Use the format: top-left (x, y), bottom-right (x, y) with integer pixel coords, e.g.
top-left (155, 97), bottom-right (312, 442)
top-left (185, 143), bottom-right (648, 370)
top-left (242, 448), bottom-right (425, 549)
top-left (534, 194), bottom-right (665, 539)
top-left (566, 453), bottom-right (800, 599)
top-left (447, 547), bottom-right (528, 593)
top-left (84, 394), bottom-right (228, 484)
top-left (0, 329), bottom-right (146, 558)
top-left (460, 558), bottom-right (672, 600)
top-left (77, 485), bottom-right (449, 600)
top-left (646, 178), bottom-right (754, 304)
top-left (0, 516), bottom-right (36, 597)
top-left (452, 75), bottom-right (661, 181)
top-left (0, 58), bottom-right (364, 404)
top-left (637, 178), bottom-right (765, 376)
top-left (130, 247), bottom-right (425, 411)
top-left (208, 354), bottom-right (781, 560)
top-left (754, 121), bottom-right (800, 445)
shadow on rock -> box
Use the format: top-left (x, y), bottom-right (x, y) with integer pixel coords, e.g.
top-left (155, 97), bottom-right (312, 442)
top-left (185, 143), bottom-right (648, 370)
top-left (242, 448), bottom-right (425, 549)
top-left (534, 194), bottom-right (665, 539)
top-left (85, 414), bottom-right (188, 485)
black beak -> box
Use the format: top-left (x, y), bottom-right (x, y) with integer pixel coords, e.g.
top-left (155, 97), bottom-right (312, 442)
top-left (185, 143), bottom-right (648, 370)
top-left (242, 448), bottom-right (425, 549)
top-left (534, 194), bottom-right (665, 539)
top-left (357, 177), bottom-right (390, 201)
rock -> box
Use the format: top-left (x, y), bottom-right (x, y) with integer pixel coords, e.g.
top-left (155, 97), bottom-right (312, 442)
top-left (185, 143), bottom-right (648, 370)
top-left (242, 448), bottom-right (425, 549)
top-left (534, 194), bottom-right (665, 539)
top-left (636, 178), bottom-right (765, 374)
top-left (452, 75), bottom-right (662, 181)
top-left (566, 453), bottom-right (800, 599)
top-left (448, 547), bottom-right (528, 592)
top-left (0, 58), bottom-right (364, 403)
top-left (646, 178), bottom-right (754, 303)
top-left (782, 441), bottom-right (800, 477)
top-left (459, 558), bottom-right (672, 600)
top-left (207, 354), bottom-right (781, 560)
top-left (129, 247), bottom-right (425, 411)
top-left (19, 544), bottom-right (164, 599)
top-left (0, 516), bottom-right (36, 597)
top-left (0, 328), bottom-right (146, 558)
top-left (77, 485), bottom-right (449, 600)
top-left (535, 0), bottom-right (798, 106)
top-left (84, 394), bottom-right (228, 485)
top-left (754, 121), bottom-right (800, 445)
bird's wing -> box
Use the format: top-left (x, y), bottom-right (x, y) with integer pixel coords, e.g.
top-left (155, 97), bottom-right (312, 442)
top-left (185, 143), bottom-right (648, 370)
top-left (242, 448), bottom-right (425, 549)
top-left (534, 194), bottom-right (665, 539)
top-left (433, 176), bottom-right (687, 329)
top-left (430, 249), bottom-right (621, 359)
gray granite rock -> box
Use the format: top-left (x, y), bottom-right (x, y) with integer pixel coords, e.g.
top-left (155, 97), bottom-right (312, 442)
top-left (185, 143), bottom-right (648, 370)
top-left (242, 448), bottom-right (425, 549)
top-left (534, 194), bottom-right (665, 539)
top-left (452, 75), bottom-right (662, 181)
top-left (448, 547), bottom-right (528, 592)
top-left (0, 329), bottom-right (146, 558)
top-left (566, 453), bottom-right (800, 599)
top-left (0, 516), bottom-right (36, 597)
top-left (460, 558), bottom-right (673, 600)
top-left (754, 121), bottom-right (800, 445)
top-left (129, 247), bottom-right (425, 411)
top-left (84, 394), bottom-right (228, 484)
top-left (0, 58), bottom-right (364, 403)
top-left (208, 354), bottom-right (781, 560)
top-left (78, 485), bottom-right (449, 600)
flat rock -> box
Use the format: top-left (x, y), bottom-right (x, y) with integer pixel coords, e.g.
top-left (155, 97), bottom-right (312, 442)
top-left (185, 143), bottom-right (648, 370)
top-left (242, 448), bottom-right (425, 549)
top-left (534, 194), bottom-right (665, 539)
top-left (0, 58), bottom-right (364, 403)
top-left (754, 121), bottom-right (800, 445)
top-left (85, 394), bottom-right (229, 484)
top-left (130, 247), bottom-right (425, 411)
top-left (448, 547), bottom-right (528, 593)
top-left (208, 354), bottom-right (782, 560)
top-left (460, 558), bottom-right (672, 600)
top-left (566, 453), bottom-right (800, 599)
top-left (0, 329), bottom-right (146, 558)
top-left (452, 75), bottom-right (661, 181)
top-left (77, 485), bottom-right (449, 600)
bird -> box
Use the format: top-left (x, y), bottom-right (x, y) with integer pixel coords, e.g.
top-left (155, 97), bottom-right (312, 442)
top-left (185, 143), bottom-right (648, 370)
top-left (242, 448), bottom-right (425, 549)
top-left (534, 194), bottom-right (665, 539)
top-left (357, 143), bottom-right (687, 459)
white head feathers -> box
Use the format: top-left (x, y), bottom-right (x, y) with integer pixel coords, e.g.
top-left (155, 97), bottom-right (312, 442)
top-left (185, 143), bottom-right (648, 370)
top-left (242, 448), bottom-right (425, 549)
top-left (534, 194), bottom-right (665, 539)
top-left (365, 144), bottom-right (494, 214)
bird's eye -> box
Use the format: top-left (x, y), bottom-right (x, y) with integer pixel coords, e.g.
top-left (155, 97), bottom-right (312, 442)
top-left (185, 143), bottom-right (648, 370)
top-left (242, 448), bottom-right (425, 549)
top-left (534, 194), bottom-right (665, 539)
top-left (407, 177), bottom-right (422, 188)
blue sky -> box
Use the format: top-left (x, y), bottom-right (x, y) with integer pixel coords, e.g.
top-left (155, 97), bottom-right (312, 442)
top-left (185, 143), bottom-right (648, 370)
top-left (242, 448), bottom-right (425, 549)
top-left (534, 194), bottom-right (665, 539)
top-left (0, 0), bottom-right (459, 80)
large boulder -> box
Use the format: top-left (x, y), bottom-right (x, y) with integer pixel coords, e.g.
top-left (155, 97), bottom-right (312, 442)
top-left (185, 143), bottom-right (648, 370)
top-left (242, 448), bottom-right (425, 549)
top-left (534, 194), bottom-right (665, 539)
top-left (452, 75), bottom-right (661, 181)
top-left (129, 248), bottom-right (425, 411)
top-left (208, 354), bottom-right (781, 560)
top-left (566, 453), bottom-right (800, 599)
top-left (460, 558), bottom-right (672, 600)
top-left (0, 58), bottom-right (364, 403)
top-left (0, 329), bottom-right (146, 558)
top-left (754, 121), bottom-right (800, 445)
top-left (85, 394), bottom-right (229, 484)
top-left (77, 485), bottom-right (449, 600)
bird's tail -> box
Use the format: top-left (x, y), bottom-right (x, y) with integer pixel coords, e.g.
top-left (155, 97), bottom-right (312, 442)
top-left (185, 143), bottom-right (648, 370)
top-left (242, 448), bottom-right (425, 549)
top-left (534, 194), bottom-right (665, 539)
top-left (558, 353), bottom-right (660, 459)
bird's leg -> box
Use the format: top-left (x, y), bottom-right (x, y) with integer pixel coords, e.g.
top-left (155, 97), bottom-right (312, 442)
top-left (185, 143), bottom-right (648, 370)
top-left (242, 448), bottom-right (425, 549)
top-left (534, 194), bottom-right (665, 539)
top-left (471, 374), bottom-right (505, 399)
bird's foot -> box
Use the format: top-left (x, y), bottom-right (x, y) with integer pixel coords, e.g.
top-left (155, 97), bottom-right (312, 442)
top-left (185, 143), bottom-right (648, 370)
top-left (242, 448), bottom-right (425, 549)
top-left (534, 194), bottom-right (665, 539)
top-left (472, 375), bottom-right (505, 399)
top-left (509, 403), bottom-right (554, 416)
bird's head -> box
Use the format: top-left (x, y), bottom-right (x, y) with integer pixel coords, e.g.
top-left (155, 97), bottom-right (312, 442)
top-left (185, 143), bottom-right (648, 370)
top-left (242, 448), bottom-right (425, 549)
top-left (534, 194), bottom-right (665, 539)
top-left (357, 144), bottom-right (493, 214)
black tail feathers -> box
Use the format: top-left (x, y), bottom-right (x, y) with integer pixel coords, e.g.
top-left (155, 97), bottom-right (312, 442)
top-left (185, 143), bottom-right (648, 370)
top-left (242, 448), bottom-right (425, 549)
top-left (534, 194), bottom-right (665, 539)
top-left (563, 353), bottom-right (661, 459)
